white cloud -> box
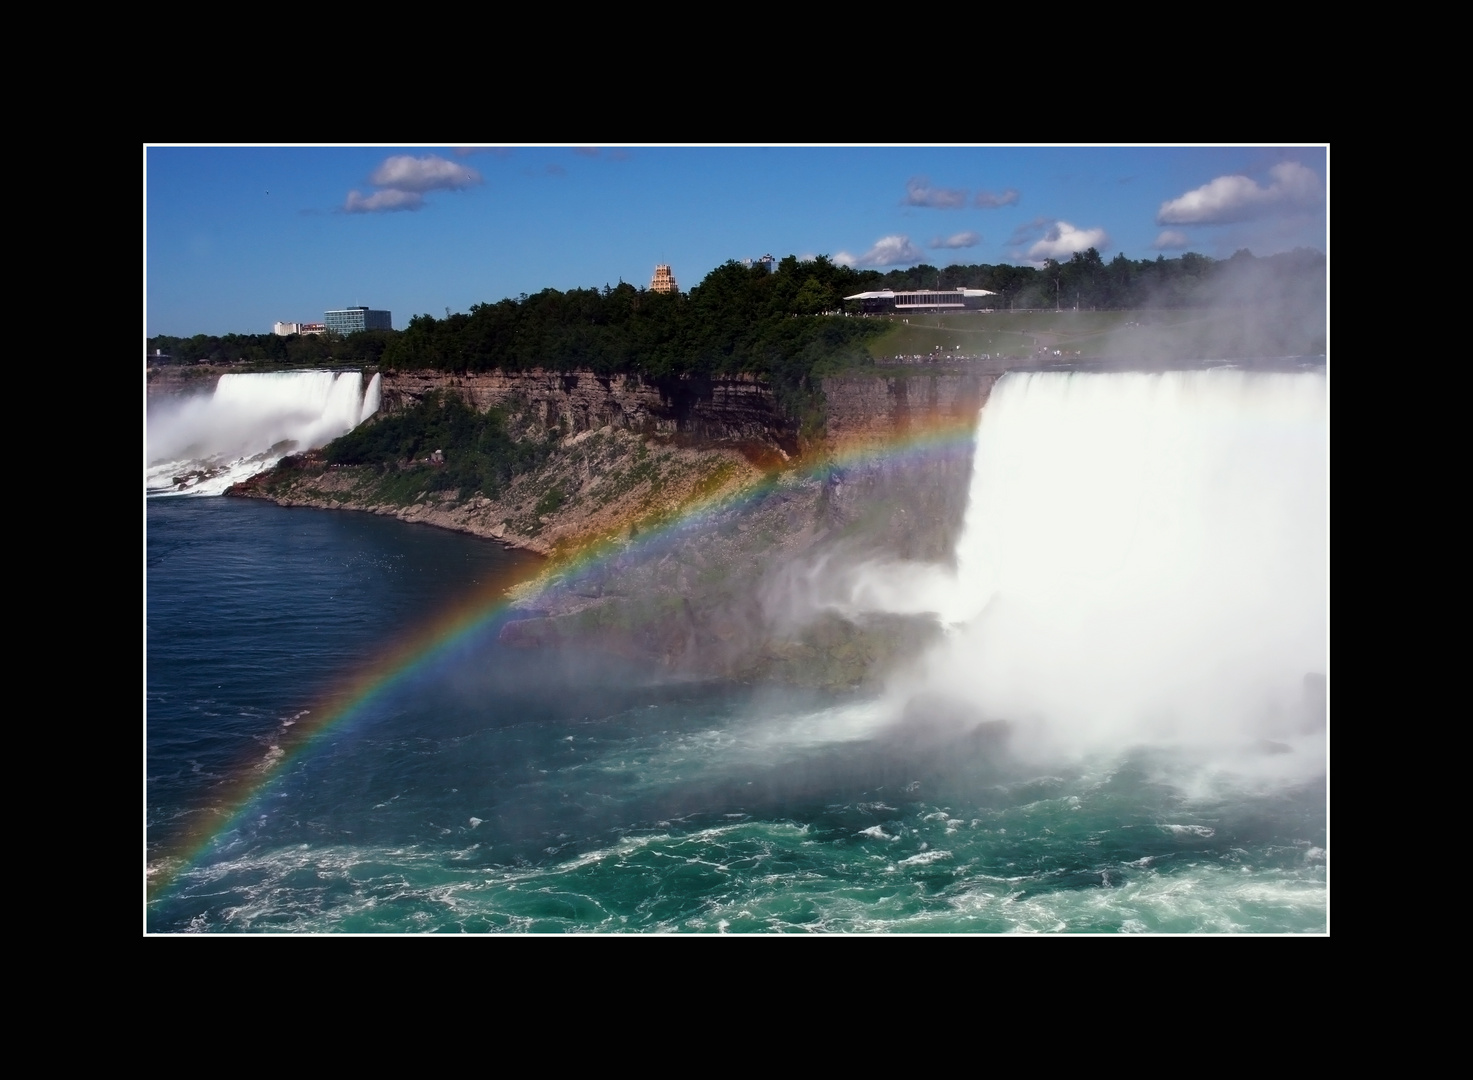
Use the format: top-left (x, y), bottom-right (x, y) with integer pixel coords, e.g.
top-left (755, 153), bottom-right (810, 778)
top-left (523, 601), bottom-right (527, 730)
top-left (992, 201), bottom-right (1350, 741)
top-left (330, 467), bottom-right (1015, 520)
top-left (834, 235), bottom-right (927, 268)
top-left (975, 188), bottom-right (1020, 208)
top-left (369, 154), bottom-right (482, 193)
top-left (1157, 161), bottom-right (1322, 225)
top-left (1152, 229), bottom-right (1190, 250)
top-left (903, 176), bottom-right (969, 209)
top-left (1028, 221), bottom-right (1110, 260)
top-left (931, 231), bottom-right (982, 250)
top-left (344, 188), bottom-right (425, 213)
top-left (344, 153), bottom-right (483, 213)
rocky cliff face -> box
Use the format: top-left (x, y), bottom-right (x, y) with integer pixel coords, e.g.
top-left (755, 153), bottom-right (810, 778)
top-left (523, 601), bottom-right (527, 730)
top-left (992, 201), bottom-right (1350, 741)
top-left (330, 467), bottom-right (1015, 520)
top-left (822, 372), bottom-right (995, 446)
top-left (818, 373), bottom-right (996, 564)
top-left (491, 371), bottom-right (997, 687)
top-left (381, 370), bottom-right (798, 450)
top-left (380, 368), bottom-right (994, 449)
top-left (146, 366), bottom-right (223, 398)
top-left (374, 368), bottom-right (996, 567)
top-left (233, 368), bottom-right (996, 689)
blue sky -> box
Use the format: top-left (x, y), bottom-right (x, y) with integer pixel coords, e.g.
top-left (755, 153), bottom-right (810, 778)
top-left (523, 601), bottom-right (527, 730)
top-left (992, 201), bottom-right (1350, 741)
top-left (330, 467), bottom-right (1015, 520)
top-left (145, 145), bottom-right (1328, 338)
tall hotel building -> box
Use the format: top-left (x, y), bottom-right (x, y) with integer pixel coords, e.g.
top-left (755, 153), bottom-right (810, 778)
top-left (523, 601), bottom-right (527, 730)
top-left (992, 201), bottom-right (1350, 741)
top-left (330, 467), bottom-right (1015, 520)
top-left (324, 307), bottom-right (393, 334)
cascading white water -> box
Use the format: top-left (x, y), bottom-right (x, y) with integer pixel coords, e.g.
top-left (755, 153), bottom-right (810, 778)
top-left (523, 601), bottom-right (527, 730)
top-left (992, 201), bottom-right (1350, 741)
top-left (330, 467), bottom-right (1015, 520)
top-left (361, 372), bottom-right (381, 422)
top-left (146, 370), bottom-right (380, 496)
top-left (862, 369), bottom-right (1329, 762)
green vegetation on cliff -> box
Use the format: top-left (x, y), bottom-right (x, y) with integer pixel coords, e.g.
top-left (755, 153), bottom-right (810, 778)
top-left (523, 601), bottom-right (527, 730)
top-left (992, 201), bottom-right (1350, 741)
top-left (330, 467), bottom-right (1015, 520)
top-left (321, 391), bottom-right (554, 501)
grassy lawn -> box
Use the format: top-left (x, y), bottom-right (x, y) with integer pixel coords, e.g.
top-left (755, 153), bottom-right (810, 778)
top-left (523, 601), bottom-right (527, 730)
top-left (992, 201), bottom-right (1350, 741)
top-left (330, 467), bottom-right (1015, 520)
top-left (865, 309), bottom-right (1220, 359)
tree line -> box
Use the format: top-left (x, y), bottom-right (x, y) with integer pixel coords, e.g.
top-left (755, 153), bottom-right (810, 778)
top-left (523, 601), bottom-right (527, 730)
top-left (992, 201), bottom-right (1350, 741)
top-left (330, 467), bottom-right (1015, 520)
top-left (146, 329), bottom-right (396, 368)
top-left (872, 246), bottom-right (1326, 312)
top-left (148, 247), bottom-right (1325, 375)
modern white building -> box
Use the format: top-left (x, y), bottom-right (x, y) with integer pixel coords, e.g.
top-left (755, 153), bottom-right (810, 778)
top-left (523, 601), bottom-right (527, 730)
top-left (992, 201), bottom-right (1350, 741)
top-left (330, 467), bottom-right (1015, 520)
top-left (843, 288), bottom-right (996, 312)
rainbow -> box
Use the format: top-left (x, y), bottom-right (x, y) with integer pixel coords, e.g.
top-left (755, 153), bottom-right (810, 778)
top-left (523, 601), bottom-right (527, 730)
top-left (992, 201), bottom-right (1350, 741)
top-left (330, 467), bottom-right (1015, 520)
top-left (145, 410), bottom-right (984, 902)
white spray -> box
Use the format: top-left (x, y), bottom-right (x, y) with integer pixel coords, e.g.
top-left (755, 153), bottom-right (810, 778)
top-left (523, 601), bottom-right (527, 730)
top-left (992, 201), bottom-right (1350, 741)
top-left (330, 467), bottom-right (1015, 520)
top-left (146, 370), bottom-right (380, 496)
top-left (844, 369), bottom-right (1328, 762)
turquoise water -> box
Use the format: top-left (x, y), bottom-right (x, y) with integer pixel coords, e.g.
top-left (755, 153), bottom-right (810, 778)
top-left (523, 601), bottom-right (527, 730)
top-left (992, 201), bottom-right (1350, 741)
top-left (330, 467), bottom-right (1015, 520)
top-left (146, 498), bottom-right (1327, 934)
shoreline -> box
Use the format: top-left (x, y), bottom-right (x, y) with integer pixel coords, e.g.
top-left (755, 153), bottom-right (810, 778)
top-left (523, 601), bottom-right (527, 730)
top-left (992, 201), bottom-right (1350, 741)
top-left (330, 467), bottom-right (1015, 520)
top-left (230, 481), bottom-right (554, 557)
top-left (223, 427), bottom-right (771, 565)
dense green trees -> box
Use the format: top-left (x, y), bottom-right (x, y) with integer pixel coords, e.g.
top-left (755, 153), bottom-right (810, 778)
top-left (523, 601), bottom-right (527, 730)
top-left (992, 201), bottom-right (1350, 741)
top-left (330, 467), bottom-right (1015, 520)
top-left (356, 258), bottom-right (888, 428)
top-left (145, 329), bottom-right (395, 367)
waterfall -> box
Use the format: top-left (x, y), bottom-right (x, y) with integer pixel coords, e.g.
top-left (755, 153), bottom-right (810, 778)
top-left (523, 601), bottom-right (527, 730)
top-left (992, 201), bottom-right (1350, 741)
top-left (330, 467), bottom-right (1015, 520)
top-left (863, 369), bottom-right (1329, 761)
top-left (361, 372), bottom-right (381, 422)
top-left (146, 370), bottom-right (379, 496)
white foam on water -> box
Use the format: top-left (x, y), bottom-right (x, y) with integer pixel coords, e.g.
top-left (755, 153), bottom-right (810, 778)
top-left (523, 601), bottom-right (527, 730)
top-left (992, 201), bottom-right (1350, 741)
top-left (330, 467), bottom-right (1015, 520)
top-left (1161, 824), bottom-right (1216, 838)
top-left (897, 849), bottom-right (953, 866)
top-left (591, 696), bottom-right (899, 787)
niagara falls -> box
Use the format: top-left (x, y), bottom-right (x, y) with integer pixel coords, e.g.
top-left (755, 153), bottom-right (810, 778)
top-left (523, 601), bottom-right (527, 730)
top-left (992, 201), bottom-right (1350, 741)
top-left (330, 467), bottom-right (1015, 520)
top-left (145, 145), bottom-right (1328, 934)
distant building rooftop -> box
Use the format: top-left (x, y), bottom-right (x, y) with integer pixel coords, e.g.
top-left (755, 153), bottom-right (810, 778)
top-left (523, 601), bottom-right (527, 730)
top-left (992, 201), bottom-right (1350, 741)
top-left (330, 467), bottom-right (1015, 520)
top-left (844, 288), bottom-right (996, 310)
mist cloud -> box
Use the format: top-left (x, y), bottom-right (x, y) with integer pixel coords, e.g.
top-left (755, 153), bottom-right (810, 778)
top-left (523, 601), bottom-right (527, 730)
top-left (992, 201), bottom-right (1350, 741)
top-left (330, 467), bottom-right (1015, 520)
top-left (1153, 229), bottom-right (1190, 250)
top-left (835, 235), bottom-right (927, 267)
top-left (1157, 162), bottom-right (1322, 225)
top-left (903, 176), bottom-right (969, 209)
top-left (344, 188), bottom-right (424, 213)
top-left (1006, 216), bottom-right (1051, 247)
top-left (931, 231), bottom-right (982, 250)
top-left (975, 188), bottom-right (1020, 208)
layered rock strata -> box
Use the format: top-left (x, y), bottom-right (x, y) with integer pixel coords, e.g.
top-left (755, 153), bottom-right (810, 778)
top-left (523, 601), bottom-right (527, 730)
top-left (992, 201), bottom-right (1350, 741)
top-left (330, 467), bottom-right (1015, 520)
top-left (381, 370), bottom-right (798, 450)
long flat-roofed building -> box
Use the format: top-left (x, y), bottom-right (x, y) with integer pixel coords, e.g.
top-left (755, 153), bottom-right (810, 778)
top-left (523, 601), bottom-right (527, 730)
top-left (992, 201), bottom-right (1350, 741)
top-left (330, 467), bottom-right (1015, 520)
top-left (844, 288), bottom-right (996, 313)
